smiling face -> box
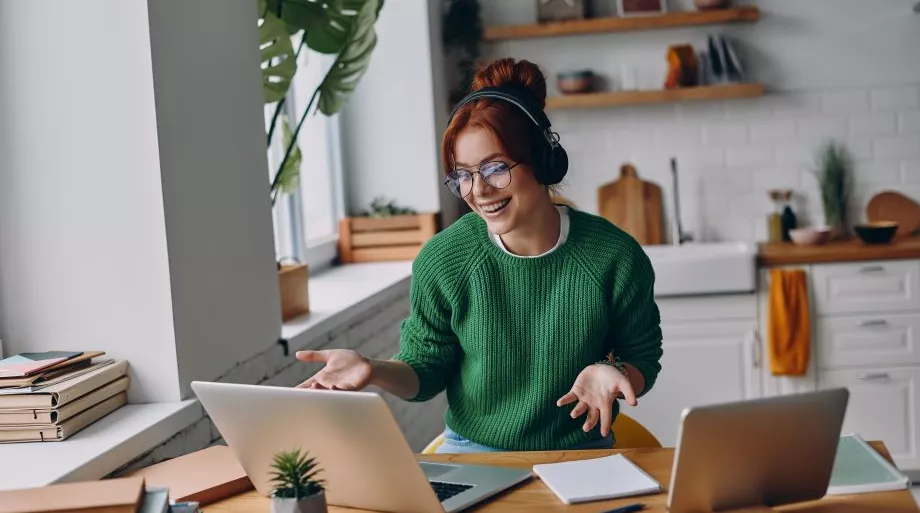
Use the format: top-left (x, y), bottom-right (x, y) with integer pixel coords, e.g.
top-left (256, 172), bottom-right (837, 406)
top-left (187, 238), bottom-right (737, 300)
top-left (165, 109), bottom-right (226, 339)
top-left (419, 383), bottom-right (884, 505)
top-left (453, 126), bottom-right (548, 235)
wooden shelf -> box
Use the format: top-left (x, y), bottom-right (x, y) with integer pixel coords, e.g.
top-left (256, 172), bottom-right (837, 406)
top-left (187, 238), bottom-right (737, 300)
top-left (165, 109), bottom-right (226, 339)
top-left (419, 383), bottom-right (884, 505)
top-left (483, 7), bottom-right (759, 41)
top-left (545, 83), bottom-right (764, 110)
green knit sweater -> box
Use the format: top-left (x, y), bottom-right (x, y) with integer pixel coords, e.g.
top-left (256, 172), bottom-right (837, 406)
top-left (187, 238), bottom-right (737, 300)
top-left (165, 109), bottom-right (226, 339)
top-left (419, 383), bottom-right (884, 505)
top-left (393, 208), bottom-right (663, 451)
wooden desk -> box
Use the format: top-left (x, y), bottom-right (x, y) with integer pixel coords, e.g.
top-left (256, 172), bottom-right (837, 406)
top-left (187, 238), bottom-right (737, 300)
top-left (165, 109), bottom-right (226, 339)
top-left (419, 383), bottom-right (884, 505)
top-left (206, 443), bottom-right (919, 512)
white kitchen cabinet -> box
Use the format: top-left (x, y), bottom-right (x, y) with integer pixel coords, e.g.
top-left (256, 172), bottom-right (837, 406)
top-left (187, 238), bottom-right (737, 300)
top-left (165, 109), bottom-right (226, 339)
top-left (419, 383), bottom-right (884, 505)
top-left (810, 260), bottom-right (920, 316)
top-left (818, 367), bottom-right (920, 469)
top-left (758, 258), bottom-right (920, 472)
top-left (816, 312), bottom-right (920, 369)
top-left (627, 294), bottom-right (759, 447)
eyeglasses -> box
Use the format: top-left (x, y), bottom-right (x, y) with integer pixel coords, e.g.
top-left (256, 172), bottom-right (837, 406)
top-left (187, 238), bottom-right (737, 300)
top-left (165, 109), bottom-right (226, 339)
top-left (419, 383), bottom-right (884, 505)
top-left (444, 161), bottom-right (519, 198)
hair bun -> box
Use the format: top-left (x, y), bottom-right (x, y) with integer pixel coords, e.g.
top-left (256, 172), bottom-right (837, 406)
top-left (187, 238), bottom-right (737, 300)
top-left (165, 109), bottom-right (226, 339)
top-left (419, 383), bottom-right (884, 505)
top-left (470, 58), bottom-right (547, 109)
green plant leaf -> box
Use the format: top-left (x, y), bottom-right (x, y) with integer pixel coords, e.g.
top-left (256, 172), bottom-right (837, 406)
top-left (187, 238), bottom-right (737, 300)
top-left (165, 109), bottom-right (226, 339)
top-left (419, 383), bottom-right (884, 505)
top-left (276, 115), bottom-right (302, 194)
top-left (259, 9), bottom-right (298, 103)
top-left (316, 0), bottom-right (381, 115)
top-left (265, 0), bottom-right (351, 53)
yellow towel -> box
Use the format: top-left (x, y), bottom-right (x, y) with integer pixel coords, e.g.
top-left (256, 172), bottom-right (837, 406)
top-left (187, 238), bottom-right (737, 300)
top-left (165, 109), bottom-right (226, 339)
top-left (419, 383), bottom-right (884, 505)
top-left (768, 268), bottom-right (811, 376)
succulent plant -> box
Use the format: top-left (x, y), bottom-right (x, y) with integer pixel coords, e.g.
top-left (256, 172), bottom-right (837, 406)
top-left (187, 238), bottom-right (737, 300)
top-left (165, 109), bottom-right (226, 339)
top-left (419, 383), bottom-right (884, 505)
top-left (269, 448), bottom-right (325, 499)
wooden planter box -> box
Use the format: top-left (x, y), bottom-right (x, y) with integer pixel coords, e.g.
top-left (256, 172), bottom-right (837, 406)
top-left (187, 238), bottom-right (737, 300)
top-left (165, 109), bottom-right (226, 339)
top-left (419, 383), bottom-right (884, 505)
top-left (278, 263), bottom-right (310, 321)
top-left (338, 213), bottom-right (438, 263)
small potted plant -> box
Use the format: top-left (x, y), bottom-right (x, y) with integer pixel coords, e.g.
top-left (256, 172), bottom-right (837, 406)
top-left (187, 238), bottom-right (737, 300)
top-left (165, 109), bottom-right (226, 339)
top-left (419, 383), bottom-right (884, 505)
top-left (269, 448), bottom-right (327, 513)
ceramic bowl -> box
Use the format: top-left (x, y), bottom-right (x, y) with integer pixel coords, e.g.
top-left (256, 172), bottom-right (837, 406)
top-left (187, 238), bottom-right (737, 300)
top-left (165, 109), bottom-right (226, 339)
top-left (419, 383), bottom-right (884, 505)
top-left (789, 226), bottom-right (831, 246)
top-left (557, 70), bottom-right (594, 95)
top-left (694, 0), bottom-right (730, 9)
top-left (854, 221), bottom-right (898, 244)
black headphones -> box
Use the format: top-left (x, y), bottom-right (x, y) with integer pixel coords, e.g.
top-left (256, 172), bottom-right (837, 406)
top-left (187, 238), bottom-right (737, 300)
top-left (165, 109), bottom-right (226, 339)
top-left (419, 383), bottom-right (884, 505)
top-left (447, 86), bottom-right (568, 186)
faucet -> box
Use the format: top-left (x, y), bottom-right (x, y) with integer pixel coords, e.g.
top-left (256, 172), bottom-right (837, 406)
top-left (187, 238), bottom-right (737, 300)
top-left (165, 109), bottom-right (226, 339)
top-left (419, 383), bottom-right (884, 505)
top-left (670, 157), bottom-right (693, 245)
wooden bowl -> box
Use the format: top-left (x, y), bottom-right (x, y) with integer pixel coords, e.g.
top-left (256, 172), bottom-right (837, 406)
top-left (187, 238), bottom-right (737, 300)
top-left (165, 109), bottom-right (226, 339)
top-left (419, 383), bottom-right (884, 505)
top-left (854, 221), bottom-right (898, 244)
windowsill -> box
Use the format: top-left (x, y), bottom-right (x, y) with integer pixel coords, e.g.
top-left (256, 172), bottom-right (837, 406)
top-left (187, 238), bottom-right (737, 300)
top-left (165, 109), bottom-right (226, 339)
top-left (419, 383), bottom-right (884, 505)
top-left (0, 399), bottom-right (201, 491)
top-left (281, 260), bottom-right (414, 351)
top-left (0, 261), bottom-right (414, 492)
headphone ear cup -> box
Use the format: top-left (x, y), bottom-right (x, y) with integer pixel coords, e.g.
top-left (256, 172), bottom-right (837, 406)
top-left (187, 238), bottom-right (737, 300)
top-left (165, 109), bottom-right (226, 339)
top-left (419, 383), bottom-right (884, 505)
top-left (542, 145), bottom-right (568, 186)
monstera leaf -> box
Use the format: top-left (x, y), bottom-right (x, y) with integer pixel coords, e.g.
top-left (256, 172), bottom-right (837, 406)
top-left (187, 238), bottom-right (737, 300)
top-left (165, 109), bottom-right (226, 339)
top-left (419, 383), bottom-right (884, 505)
top-left (264, 0), bottom-right (350, 54)
top-left (316, 0), bottom-right (382, 115)
top-left (259, 8), bottom-right (297, 104)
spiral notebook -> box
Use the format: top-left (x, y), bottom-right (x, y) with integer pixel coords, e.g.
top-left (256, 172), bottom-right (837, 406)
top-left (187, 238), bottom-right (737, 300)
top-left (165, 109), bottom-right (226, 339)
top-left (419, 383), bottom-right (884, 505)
top-left (533, 453), bottom-right (662, 504)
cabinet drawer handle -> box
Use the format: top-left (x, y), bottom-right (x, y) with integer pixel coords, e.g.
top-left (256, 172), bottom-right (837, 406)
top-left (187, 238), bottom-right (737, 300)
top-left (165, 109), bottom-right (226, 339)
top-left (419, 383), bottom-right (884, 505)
top-left (858, 265), bottom-right (885, 274)
top-left (857, 372), bottom-right (890, 380)
top-left (857, 319), bottom-right (889, 327)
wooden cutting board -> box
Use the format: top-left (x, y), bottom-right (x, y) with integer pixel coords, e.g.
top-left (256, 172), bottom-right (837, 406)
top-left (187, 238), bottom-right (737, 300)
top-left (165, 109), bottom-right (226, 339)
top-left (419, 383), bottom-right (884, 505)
top-left (597, 163), bottom-right (663, 245)
top-left (867, 191), bottom-right (920, 236)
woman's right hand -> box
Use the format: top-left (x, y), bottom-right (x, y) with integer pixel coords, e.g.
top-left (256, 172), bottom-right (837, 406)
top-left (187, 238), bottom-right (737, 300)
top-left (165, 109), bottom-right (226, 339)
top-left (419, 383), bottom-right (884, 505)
top-left (295, 349), bottom-right (373, 391)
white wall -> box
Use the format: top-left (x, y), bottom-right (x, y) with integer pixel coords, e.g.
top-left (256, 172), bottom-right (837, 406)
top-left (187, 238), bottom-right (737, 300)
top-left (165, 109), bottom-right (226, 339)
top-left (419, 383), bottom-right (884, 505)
top-left (146, 0), bottom-right (281, 399)
top-left (481, 0), bottom-right (920, 242)
top-left (0, 0), bottom-right (281, 402)
top-left (0, 0), bottom-right (180, 402)
top-left (341, 0), bottom-right (444, 217)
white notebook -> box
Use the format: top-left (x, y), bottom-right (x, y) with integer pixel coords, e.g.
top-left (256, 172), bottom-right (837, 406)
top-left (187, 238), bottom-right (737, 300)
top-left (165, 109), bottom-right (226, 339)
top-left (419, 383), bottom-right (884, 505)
top-left (533, 453), bottom-right (662, 504)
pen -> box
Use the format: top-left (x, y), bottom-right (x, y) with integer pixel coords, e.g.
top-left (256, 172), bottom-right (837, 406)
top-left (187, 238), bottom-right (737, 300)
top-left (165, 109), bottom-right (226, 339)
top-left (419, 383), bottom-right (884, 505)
top-left (600, 503), bottom-right (645, 513)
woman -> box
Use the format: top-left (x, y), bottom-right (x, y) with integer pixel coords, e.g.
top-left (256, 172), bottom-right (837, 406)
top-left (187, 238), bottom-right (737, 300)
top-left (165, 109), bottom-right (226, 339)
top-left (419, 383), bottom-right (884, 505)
top-left (297, 58), bottom-right (663, 453)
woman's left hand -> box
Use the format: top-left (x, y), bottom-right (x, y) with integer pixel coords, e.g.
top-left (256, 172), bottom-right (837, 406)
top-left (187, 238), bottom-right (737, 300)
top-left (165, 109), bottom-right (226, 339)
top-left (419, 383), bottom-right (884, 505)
top-left (556, 364), bottom-right (637, 437)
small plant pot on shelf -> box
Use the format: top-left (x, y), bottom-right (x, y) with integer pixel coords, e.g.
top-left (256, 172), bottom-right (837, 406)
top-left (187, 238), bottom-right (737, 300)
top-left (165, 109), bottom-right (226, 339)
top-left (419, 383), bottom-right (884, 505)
top-left (338, 213), bottom-right (439, 263)
top-left (278, 263), bottom-right (310, 321)
top-left (271, 492), bottom-right (327, 513)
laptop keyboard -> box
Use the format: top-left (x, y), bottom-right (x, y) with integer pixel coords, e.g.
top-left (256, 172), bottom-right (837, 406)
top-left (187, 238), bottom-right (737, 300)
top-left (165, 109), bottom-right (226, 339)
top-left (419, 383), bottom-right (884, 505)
top-left (430, 481), bottom-right (474, 502)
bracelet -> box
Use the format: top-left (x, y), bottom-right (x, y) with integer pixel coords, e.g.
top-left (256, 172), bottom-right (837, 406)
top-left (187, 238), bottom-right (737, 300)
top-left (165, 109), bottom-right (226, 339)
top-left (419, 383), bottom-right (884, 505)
top-left (595, 356), bottom-right (629, 379)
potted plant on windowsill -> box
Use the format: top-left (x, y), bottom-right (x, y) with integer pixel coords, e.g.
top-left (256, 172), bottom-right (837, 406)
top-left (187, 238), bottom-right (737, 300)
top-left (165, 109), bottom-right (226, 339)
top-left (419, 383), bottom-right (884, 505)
top-left (270, 448), bottom-right (327, 513)
top-left (258, 0), bottom-right (384, 320)
top-left (338, 197), bottom-right (439, 263)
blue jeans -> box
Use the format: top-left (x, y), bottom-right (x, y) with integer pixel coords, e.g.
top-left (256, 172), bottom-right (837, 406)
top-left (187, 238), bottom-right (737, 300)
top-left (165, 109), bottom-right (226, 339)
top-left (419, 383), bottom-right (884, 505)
top-left (435, 426), bottom-right (615, 454)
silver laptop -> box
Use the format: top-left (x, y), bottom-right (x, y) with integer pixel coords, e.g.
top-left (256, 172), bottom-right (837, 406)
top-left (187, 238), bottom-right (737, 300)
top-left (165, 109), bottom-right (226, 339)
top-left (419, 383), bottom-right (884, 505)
top-left (667, 388), bottom-right (850, 513)
top-left (191, 381), bottom-right (532, 513)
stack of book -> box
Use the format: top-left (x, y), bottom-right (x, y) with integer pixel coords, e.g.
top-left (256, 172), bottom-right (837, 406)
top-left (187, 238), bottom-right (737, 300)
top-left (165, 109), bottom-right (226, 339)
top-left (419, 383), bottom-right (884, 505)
top-left (0, 351), bottom-right (130, 443)
top-left (0, 476), bottom-right (200, 513)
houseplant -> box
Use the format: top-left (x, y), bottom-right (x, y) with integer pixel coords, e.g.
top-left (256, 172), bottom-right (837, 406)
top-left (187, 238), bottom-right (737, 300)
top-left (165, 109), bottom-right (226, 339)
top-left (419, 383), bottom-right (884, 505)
top-left (339, 197), bottom-right (437, 263)
top-left (269, 448), bottom-right (327, 513)
top-left (258, 0), bottom-right (384, 319)
top-left (811, 140), bottom-right (853, 239)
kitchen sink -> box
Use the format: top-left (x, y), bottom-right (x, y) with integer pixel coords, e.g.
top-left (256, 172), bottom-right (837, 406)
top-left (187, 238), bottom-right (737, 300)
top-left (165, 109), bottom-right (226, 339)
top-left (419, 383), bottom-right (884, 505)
top-left (641, 242), bottom-right (757, 297)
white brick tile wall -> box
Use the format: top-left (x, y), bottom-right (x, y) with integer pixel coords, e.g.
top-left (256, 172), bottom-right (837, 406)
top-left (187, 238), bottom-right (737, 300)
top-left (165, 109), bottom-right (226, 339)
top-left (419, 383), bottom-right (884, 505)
top-left (854, 161), bottom-right (901, 186)
top-left (774, 142), bottom-right (817, 166)
top-left (704, 124), bottom-right (748, 145)
top-left (751, 168), bottom-right (802, 191)
top-left (750, 120), bottom-right (797, 143)
top-left (551, 82), bottom-right (920, 243)
top-left (847, 137), bottom-right (874, 160)
top-left (797, 117), bottom-right (849, 139)
top-left (849, 113), bottom-right (898, 137)
top-left (772, 92), bottom-right (822, 118)
top-left (900, 111), bottom-right (920, 134)
top-left (871, 86), bottom-right (920, 110)
top-left (726, 146), bottom-right (773, 168)
top-left (875, 136), bottom-right (920, 160)
top-left (654, 124), bottom-right (702, 148)
top-left (903, 161), bottom-right (920, 184)
top-left (821, 90), bottom-right (870, 114)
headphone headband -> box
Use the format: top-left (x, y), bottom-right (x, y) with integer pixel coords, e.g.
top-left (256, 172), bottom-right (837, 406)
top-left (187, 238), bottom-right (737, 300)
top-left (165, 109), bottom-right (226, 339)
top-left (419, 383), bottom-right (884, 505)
top-left (447, 86), bottom-right (552, 131)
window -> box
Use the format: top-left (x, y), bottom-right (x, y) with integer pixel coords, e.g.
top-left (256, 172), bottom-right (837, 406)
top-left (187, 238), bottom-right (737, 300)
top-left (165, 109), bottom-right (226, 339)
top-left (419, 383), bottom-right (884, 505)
top-left (267, 49), bottom-right (345, 274)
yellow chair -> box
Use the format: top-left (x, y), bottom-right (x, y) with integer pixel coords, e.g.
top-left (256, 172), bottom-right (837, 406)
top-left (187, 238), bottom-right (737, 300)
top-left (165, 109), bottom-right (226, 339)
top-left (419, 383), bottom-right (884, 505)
top-left (421, 413), bottom-right (661, 454)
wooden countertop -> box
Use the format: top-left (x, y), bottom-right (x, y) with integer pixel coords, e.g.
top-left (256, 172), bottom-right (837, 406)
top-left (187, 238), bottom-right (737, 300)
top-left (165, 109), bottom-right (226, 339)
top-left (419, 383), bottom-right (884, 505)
top-left (206, 442), bottom-right (918, 512)
top-left (759, 236), bottom-right (920, 267)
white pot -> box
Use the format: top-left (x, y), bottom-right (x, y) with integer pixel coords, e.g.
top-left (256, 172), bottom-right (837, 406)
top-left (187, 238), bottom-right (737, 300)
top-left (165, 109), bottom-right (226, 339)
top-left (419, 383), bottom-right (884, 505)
top-left (270, 492), bottom-right (327, 513)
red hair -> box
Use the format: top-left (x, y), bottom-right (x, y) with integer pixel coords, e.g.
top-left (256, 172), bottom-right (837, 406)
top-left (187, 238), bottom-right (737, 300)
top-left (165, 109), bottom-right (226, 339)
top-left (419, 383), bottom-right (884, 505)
top-left (441, 59), bottom-right (548, 172)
